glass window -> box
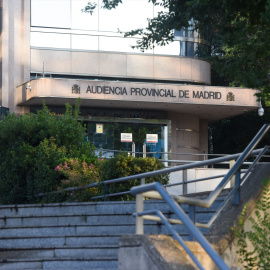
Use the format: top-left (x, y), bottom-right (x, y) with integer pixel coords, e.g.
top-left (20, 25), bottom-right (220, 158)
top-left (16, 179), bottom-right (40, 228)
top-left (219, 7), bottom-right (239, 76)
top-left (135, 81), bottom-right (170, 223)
top-left (99, 0), bottom-right (153, 32)
top-left (31, 0), bottom-right (205, 57)
top-left (180, 41), bottom-right (186, 56)
top-left (174, 29), bottom-right (187, 37)
top-left (187, 42), bottom-right (194, 57)
top-left (87, 121), bottom-right (166, 158)
top-left (99, 36), bottom-right (145, 53)
top-left (71, 0), bottom-right (99, 30)
top-left (154, 41), bottom-right (179, 56)
top-left (31, 32), bottom-right (71, 49)
top-left (71, 34), bottom-right (99, 51)
top-left (31, 0), bottom-right (71, 29)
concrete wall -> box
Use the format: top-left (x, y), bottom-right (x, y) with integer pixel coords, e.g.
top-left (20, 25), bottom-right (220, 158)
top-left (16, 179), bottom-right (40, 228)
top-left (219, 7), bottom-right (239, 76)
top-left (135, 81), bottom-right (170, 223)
top-left (31, 48), bottom-right (211, 85)
top-left (167, 168), bottom-right (230, 195)
top-left (206, 163), bottom-right (270, 269)
top-left (119, 235), bottom-right (217, 270)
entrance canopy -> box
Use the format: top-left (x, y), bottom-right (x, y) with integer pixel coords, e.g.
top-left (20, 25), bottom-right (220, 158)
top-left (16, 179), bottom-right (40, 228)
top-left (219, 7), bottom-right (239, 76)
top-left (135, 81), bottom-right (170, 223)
top-left (18, 78), bottom-right (259, 122)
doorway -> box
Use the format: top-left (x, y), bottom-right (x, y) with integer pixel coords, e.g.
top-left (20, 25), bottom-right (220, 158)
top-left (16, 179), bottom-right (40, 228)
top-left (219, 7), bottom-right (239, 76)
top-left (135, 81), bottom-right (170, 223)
top-left (87, 121), bottom-right (169, 159)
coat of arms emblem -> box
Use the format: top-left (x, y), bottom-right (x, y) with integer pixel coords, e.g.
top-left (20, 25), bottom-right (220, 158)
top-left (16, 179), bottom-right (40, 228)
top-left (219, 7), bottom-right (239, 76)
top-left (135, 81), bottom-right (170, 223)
top-left (72, 84), bottom-right (80, 94)
top-left (226, 92), bottom-right (235, 101)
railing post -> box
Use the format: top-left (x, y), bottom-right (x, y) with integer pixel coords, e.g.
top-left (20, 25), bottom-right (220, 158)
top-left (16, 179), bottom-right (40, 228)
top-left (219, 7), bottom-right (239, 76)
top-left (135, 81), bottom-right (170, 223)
top-left (132, 142), bottom-right (136, 157)
top-left (183, 170), bottom-right (187, 195)
top-left (233, 169), bottom-right (241, 205)
top-left (188, 205), bottom-right (195, 241)
top-left (229, 160), bottom-right (236, 187)
top-left (143, 143), bottom-right (146, 158)
top-left (136, 194), bottom-right (144, 235)
top-left (141, 178), bottom-right (145, 185)
top-left (104, 184), bottom-right (109, 201)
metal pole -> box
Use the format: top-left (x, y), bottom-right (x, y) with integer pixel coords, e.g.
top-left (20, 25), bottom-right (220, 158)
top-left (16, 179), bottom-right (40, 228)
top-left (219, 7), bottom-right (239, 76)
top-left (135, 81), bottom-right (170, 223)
top-left (183, 170), bottom-right (187, 195)
top-left (132, 142), bottom-right (135, 157)
top-left (233, 170), bottom-right (241, 205)
top-left (229, 160), bottom-right (235, 187)
top-left (135, 194), bottom-right (144, 235)
top-left (143, 143), bottom-right (146, 158)
top-left (188, 205), bottom-right (195, 241)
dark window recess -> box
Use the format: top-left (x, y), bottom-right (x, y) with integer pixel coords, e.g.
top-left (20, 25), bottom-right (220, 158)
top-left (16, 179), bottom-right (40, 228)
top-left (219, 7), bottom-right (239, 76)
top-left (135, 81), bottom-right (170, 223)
top-left (30, 106), bottom-right (167, 120)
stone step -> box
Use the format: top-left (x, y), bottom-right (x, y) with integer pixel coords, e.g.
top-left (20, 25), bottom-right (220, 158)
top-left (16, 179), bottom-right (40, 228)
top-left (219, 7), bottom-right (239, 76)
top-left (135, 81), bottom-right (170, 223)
top-left (0, 214), bottom-right (135, 228)
top-left (0, 225), bottom-right (135, 238)
top-left (0, 199), bottom-right (223, 218)
top-left (0, 236), bottom-right (120, 248)
top-left (0, 211), bottom-right (216, 230)
top-left (0, 195), bottom-right (225, 270)
top-left (0, 258), bottom-right (118, 270)
top-left (0, 246), bottom-right (119, 260)
top-left (0, 222), bottom-right (208, 240)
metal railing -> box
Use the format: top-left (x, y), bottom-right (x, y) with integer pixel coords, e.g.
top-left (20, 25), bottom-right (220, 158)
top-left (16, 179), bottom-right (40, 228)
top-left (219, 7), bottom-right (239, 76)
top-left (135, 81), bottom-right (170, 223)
top-left (132, 182), bottom-right (230, 270)
top-left (128, 124), bottom-right (270, 269)
top-left (43, 146), bottom-right (269, 200)
top-left (89, 147), bottom-right (267, 200)
top-left (38, 124), bottom-right (270, 268)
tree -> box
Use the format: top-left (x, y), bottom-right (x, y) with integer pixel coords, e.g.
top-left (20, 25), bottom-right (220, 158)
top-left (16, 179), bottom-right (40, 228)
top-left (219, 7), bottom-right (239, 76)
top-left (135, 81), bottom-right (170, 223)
top-left (210, 107), bottom-right (270, 154)
top-left (83, 0), bottom-right (270, 104)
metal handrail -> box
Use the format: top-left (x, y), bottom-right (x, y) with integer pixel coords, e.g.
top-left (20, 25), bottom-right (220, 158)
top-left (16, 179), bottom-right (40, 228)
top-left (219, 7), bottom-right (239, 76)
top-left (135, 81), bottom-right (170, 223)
top-left (93, 125), bottom-right (268, 203)
top-left (90, 171), bottom-right (248, 200)
top-left (140, 208), bottom-right (205, 270)
top-left (131, 182), bottom-right (230, 270)
top-left (37, 125), bottom-right (270, 268)
top-left (37, 147), bottom-right (268, 198)
top-left (97, 147), bottom-right (270, 158)
top-left (130, 146), bottom-right (268, 229)
top-left (96, 149), bottom-right (264, 187)
top-left (129, 124), bottom-right (270, 269)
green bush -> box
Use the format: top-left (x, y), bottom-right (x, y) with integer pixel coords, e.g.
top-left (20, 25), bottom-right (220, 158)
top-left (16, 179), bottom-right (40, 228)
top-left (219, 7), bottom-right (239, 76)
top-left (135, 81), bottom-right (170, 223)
top-left (232, 179), bottom-right (270, 269)
top-left (0, 102), bottom-right (97, 204)
top-left (55, 158), bottom-right (104, 202)
top-left (98, 154), bottom-right (169, 200)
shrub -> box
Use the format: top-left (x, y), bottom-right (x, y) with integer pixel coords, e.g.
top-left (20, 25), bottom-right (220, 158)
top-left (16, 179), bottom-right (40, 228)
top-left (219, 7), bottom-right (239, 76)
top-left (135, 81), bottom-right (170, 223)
top-left (98, 154), bottom-right (169, 200)
top-left (55, 158), bottom-right (103, 202)
top-left (0, 102), bottom-right (97, 204)
top-left (232, 179), bottom-right (270, 269)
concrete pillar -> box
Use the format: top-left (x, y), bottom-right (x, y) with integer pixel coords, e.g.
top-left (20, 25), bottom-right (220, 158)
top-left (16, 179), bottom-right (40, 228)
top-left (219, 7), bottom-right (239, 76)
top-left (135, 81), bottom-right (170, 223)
top-left (168, 112), bottom-right (201, 161)
top-left (167, 112), bottom-right (209, 162)
top-left (0, 0), bottom-right (30, 114)
top-left (199, 119), bottom-right (209, 160)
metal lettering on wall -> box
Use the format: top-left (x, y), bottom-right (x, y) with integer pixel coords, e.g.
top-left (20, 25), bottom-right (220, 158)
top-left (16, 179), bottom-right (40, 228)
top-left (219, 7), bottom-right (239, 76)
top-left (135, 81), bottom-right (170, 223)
top-left (83, 85), bottom-right (226, 100)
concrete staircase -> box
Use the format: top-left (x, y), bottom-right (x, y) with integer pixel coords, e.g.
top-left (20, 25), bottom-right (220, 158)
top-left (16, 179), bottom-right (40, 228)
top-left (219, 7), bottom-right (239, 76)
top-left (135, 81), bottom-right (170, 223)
top-left (0, 196), bottom-right (225, 270)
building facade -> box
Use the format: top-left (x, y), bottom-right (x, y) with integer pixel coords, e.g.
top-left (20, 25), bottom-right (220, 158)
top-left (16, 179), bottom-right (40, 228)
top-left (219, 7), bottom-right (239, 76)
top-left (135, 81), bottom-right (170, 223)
top-left (0, 0), bottom-right (259, 159)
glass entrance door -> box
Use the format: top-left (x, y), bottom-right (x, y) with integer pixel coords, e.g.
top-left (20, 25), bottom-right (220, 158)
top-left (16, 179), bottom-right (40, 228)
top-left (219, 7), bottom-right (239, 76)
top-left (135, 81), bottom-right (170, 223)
top-left (87, 121), bottom-right (168, 158)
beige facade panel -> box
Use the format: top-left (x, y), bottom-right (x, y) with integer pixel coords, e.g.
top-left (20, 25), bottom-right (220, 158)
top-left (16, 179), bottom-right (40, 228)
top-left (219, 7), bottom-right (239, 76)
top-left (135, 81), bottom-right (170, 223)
top-left (179, 58), bottom-right (193, 82)
top-left (99, 53), bottom-right (127, 77)
top-left (31, 49), bottom-right (72, 74)
top-left (71, 51), bottom-right (99, 75)
top-left (30, 48), bottom-right (211, 84)
top-left (153, 56), bottom-right (180, 80)
top-left (126, 54), bottom-right (154, 78)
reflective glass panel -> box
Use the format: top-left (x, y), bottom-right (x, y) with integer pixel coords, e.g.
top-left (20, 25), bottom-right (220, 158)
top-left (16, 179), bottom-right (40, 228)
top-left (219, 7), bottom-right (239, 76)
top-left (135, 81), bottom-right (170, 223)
top-left (31, 0), bottom-right (71, 28)
top-left (71, 34), bottom-right (99, 51)
top-left (87, 121), bottom-right (166, 158)
top-left (31, 32), bottom-right (71, 49)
